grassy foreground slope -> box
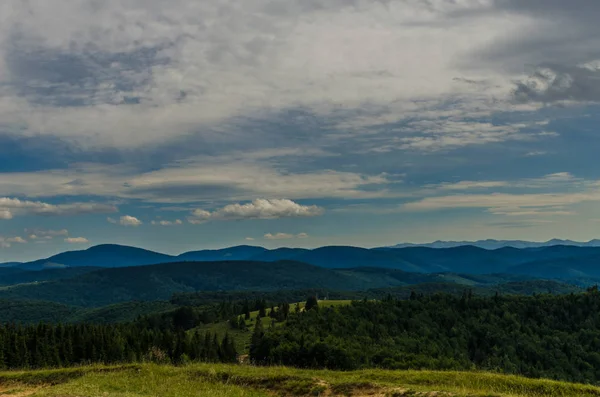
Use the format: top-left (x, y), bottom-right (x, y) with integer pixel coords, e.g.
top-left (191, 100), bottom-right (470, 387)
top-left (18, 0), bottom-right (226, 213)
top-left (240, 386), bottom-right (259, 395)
top-left (2, 364), bottom-right (600, 397)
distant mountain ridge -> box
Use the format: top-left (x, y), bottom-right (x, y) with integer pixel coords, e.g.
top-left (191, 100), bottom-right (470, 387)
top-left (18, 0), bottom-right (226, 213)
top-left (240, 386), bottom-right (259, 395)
top-left (7, 241), bottom-right (600, 281)
top-left (388, 239), bottom-right (600, 250)
top-left (13, 244), bottom-right (267, 271)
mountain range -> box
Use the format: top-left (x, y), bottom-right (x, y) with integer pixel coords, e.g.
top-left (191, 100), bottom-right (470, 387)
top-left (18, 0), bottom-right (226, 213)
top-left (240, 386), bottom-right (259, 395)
top-left (4, 242), bottom-right (600, 281)
top-left (1, 243), bottom-right (600, 276)
top-left (0, 242), bottom-right (599, 313)
top-left (389, 239), bottom-right (600, 249)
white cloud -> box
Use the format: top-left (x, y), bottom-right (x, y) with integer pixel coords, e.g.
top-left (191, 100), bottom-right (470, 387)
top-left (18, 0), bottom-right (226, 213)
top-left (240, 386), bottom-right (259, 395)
top-left (427, 172), bottom-right (583, 192)
top-left (264, 232), bottom-right (309, 240)
top-left (0, 236), bottom-right (27, 248)
top-left (109, 215), bottom-right (143, 227)
top-left (404, 192), bottom-right (599, 215)
top-left (189, 199), bottom-right (323, 224)
top-left (0, 162), bottom-right (389, 203)
top-left (525, 151), bottom-right (548, 157)
top-left (403, 172), bottom-right (600, 219)
top-left (387, 121), bottom-right (553, 152)
top-left (245, 237), bottom-right (255, 241)
top-left (6, 237), bottom-right (27, 244)
top-left (431, 181), bottom-right (510, 191)
top-left (26, 228), bottom-right (69, 240)
top-left (0, 0), bottom-right (540, 151)
top-left (0, 197), bottom-right (116, 219)
top-left (151, 219), bottom-right (183, 226)
top-left (64, 237), bottom-right (89, 244)
top-left (264, 233), bottom-right (294, 240)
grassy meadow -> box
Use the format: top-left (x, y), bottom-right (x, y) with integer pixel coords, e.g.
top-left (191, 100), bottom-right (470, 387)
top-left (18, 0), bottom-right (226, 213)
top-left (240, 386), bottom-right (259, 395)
top-left (2, 363), bottom-right (600, 397)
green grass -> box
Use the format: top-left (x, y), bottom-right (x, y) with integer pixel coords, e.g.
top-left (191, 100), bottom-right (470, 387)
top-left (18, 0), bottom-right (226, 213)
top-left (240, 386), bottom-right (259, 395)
top-left (2, 363), bottom-right (600, 397)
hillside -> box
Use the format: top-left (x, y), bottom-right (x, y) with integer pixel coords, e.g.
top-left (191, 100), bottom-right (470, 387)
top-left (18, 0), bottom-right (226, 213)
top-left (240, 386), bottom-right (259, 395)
top-left (251, 291), bottom-right (600, 384)
top-left (18, 244), bottom-right (175, 270)
top-left (506, 254), bottom-right (600, 278)
top-left (0, 279), bottom-right (580, 324)
top-left (177, 245), bottom-right (267, 261)
top-left (0, 261), bottom-right (453, 307)
top-left (3, 363), bottom-right (600, 397)
top-left (0, 300), bottom-right (77, 323)
top-left (0, 267), bottom-right (100, 286)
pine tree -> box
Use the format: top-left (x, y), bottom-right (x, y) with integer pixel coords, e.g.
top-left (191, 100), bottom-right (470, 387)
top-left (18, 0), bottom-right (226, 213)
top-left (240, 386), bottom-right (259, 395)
top-left (249, 317), bottom-right (264, 363)
top-left (305, 296), bottom-right (319, 311)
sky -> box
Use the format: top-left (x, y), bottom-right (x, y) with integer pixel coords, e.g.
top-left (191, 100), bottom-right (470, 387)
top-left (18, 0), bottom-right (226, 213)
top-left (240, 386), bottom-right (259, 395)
top-left (3, 0), bottom-right (600, 261)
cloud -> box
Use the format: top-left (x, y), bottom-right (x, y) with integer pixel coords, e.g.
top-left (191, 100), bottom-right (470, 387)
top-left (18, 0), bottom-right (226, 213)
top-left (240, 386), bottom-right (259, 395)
top-left (6, 237), bottom-right (26, 244)
top-left (264, 232), bottom-right (309, 240)
top-left (513, 65), bottom-right (600, 104)
top-left (64, 237), bottom-right (89, 244)
top-left (0, 0), bottom-right (536, 152)
top-left (245, 237), bottom-right (255, 241)
top-left (387, 120), bottom-right (554, 152)
top-left (431, 181), bottom-right (510, 191)
top-left (108, 215), bottom-right (143, 227)
top-left (0, 236), bottom-right (27, 248)
top-left (0, 163), bottom-right (390, 203)
top-left (404, 192), bottom-right (596, 215)
top-left (427, 172), bottom-right (582, 192)
top-left (403, 171), bottom-right (600, 219)
top-left (2, 0), bottom-right (600, 251)
top-left (0, 197), bottom-right (116, 219)
top-left (26, 228), bottom-right (69, 240)
top-left (151, 219), bottom-right (183, 226)
top-left (525, 150), bottom-right (547, 157)
top-left (189, 199), bottom-right (324, 223)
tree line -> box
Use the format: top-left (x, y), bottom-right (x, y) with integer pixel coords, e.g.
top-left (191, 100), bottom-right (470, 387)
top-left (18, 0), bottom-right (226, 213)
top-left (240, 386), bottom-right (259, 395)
top-left (250, 288), bottom-right (600, 384)
top-left (0, 321), bottom-right (238, 369)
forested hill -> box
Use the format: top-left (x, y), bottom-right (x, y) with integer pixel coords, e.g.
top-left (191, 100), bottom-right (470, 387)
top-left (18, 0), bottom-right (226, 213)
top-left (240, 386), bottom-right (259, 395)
top-left (0, 260), bottom-right (453, 307)
top-left (250, 288), bottom-right (600, 384)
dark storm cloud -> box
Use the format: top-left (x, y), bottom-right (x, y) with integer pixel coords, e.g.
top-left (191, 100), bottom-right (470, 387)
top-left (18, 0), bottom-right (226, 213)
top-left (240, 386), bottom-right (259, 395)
top-left (513, 64), bottom-right (600, 103)
top-left (458, 0), bottom-right (600, 103)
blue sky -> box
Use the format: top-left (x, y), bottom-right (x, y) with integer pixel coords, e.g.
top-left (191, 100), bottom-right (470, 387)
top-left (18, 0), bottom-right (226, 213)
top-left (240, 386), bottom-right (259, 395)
top-left (3, 0), bottom-right (600, 261)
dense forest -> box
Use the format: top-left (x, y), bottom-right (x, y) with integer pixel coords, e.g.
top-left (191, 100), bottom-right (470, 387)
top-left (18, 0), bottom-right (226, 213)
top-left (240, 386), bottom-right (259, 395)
top-left (250, 288), bottom-right (600, 384)
top-left (0, 322), bottom-right (237, 369)
top-left (6, 285), bottom-right (600, 385)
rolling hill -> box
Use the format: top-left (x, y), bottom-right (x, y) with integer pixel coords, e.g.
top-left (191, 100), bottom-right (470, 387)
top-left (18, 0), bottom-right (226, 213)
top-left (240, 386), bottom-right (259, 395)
top-left (0, 266), bottom-right (101, 286)
top-left (177, 245), bottom-right (267, 262)
top-left (506, 254), bottom-right (600, 279)
top-left (18, 244), bottom-right (176, 270)
top-left (0, 260), bottom-right (455, 307)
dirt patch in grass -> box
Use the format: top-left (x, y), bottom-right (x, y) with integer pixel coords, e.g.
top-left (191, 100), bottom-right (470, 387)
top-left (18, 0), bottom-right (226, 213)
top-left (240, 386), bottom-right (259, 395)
top-left (188, 369), bottom-right (457, 397)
